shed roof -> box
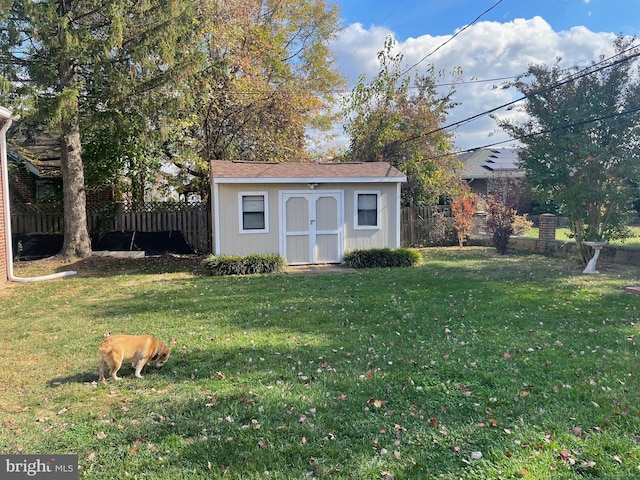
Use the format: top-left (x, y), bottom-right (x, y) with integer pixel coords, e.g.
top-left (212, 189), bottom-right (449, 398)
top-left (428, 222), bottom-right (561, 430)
top-left (210, 160), bottom-right (407, 184)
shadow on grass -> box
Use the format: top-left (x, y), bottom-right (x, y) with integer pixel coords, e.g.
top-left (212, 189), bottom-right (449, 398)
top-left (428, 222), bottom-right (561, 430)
top-left (48, 370), bottom-right (98, 387)
top-left (48, 363), bottom-right (177, 388)
top-left (14, 254), bottom-right (207, 279)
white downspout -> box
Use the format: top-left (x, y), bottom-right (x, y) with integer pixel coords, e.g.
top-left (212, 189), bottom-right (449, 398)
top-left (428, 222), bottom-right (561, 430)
top-left (0, 106), bottom-right (76, 282)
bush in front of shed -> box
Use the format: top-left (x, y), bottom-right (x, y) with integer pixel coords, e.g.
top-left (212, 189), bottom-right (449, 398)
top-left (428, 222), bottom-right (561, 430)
top-left (342, 248), bottom-right (421, 269)
top-left (201, 254), bottom-right (287, 275)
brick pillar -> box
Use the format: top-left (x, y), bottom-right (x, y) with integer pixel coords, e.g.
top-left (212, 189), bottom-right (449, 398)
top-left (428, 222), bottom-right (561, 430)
top-left (538, 214), bottom-right (557, 247)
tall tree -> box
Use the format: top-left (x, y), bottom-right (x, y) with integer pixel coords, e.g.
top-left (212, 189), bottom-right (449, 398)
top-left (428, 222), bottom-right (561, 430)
top-left (498, 37), bottom-right (640, 263)
top-left (0, 0), bottom-right (202, 258)
top-left (342, 37), bottom-right (462, 206)
top-left (162, 0), bottom-right (344, 200)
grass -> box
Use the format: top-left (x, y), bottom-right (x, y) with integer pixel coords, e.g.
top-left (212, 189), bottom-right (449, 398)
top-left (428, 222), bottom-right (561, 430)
top-left (1, 249), bottom-right (640, 479)
top-left (523, 227), bottom-right (640, 248)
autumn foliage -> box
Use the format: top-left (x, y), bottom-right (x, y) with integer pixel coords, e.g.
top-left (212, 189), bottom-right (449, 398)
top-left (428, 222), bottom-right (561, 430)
top-left (451, 188), bottom-right (478, 247)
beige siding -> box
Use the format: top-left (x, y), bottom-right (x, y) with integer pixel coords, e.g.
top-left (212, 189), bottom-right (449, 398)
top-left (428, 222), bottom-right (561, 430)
top-left (343, 183), bottom-right (400, 252)
top-left (213, 183), bottom-right (281, 256)
top-left (212, 182), bottom-right (401, 261)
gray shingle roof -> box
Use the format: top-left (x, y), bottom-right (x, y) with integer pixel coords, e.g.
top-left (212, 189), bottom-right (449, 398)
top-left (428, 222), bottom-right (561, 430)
top-left (210, 161), bottom-right (407, 183)
top-left (459, 148), bottom-right (524, 180)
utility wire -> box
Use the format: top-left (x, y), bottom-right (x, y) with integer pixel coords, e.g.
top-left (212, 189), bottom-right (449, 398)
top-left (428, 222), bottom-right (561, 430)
top-left (399, 0), bottom-right (504, 77)
top-left (435, 104), bottom-right (640, 161)
top-left (399, 44), bottom-right (640, 146)
top-left (337, 0), bottom-right (406, 70)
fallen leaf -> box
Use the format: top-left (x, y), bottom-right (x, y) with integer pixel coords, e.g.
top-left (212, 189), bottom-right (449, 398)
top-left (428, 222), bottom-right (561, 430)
top-left (368, 398), bottom-right (389, 408)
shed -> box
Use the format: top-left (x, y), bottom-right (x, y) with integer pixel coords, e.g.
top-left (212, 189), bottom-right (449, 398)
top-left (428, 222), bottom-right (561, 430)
top-left (210, 161), bottom-right (407, 265)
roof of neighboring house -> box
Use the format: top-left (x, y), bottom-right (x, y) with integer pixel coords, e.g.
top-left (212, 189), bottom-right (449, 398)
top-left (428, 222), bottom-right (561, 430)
top-left (8, 126), bottom-right (61, 178)
top-left (210, 160), bottom-right (407, 184)
top-left (458, 148), bottom-right (524, 180)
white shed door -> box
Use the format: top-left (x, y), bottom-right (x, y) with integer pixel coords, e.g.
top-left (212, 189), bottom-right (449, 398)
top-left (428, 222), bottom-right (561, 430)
top-left (281, 192), bottom-right (343, 265)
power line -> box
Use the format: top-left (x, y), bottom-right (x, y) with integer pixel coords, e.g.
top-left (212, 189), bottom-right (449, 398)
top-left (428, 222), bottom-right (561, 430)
top-left (439, 104), bottom-right (640, 161)
top-left (400, 43), bottom-right (640, 146)
top-left (337, 0), bottom-right (406, 70)
top-left (399, 0), bottom-right (504, 77)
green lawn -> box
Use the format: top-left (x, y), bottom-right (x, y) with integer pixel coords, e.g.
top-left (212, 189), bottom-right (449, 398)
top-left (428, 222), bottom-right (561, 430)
top-left (523, 227), bottom-right (640, 248)
top-left (1, 249), bottom-right (640, 479)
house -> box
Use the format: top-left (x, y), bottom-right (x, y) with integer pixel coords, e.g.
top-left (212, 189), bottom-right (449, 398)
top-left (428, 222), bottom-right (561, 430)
top-left (6, 126), bottom-right (114, 206)
top-left (7, 133), bottom-right (63, 204)
top-left (209, 161), bottom-right (407, 265)
top-left (459, 148), bottom-right (524, 196)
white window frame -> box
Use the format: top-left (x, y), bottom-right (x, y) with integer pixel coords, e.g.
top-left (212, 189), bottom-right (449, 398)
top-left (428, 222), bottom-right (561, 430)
top-left (239, 191), bottom-right (269, 234)
top-left (354, 190), bottom-right (381, 230)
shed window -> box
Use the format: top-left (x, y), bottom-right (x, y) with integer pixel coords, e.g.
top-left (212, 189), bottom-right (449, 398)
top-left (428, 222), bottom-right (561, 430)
top-left (240, 192), bottom-right (268, 233)
top-left (355, 191), bottom-right (380, 229)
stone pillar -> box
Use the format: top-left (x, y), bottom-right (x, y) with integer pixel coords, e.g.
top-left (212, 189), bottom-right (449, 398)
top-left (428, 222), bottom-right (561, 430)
top-left (538, 214), bottom-right (557, 250)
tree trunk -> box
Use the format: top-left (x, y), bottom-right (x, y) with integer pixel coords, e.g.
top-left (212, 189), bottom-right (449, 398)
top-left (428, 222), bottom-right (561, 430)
top-left (58, 62), bottom-right (92, 260)
top-left (59, 114), bottom-right (92, 260)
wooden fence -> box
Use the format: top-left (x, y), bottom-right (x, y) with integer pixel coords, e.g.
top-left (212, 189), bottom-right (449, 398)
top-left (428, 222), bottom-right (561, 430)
top-left (400, 205), bottom-right (452, 247)
top-left (11, 203), bottom-right (211, 253)
top-left (11, 202), bottom-right (451, 253)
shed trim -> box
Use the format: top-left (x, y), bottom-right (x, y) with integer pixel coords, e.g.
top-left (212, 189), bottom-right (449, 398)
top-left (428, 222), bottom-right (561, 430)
top-left (212, 176), bottom-right (404, 185)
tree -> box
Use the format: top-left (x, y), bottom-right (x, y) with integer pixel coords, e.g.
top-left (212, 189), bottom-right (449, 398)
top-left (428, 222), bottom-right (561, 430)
top-left (342, 37), bottom-right (463, 206)
top-left (485, 194), bottom-right (514, 255)
top-left (161, 0), bottom-right (344, 200)
top-left (451, 187), bottom-right (477, 247)
top-left (0, 0), bottom-right (203, 258)
top-left (497, 37), bottom-right (640, 263)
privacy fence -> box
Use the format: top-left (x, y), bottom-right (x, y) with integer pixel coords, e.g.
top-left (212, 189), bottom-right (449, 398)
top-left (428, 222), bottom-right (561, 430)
top-left (11, 202), bottom-right (454, 253)
top-left (11, 202), bottom-right (211, 253)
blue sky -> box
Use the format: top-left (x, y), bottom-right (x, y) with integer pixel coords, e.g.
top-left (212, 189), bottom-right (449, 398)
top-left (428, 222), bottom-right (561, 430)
top-left (337, 0), bottom-right (639, 40)
top-left (328, 0), bottom-right (640, 151)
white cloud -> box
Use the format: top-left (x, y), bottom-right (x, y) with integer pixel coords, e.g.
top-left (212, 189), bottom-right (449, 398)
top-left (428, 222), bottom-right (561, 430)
top-left (329, 16), bottom-right (618, 151)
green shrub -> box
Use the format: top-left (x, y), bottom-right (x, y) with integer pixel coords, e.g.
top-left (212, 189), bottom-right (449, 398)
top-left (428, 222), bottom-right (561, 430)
top-left (342, 248), bottom-right (421, 269)
top-left (200, 254), bottom-right (287, 276)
